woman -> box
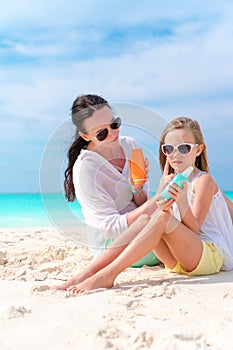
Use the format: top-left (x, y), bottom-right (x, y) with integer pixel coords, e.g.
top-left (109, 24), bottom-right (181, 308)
top-left (61, 95), bottom-right (159, 282)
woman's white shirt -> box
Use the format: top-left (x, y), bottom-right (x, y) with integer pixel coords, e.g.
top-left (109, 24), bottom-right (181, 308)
top-left (73, 136), bottom-right (149, 258)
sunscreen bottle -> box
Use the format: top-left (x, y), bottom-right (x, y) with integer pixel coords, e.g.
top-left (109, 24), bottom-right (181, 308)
top-left (130, 148), bottom-right (147, 185)
top-left (161, 166), bottom-right (194, 200)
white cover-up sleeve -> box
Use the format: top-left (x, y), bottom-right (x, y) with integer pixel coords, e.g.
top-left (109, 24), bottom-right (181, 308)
top-left (73, 136), bottom-right (150, 241)
top-left (73, 154), bottom-right (133, 240)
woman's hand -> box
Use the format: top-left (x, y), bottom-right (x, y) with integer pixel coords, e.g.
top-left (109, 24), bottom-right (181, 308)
top-left (128, 157), bottom-right (149, 192)
top-left (144, 157), bottom-right (149, 178)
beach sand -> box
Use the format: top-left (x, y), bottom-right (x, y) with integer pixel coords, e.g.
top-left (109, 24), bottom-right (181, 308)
top-left (1, 227), bottom-right (233, 350)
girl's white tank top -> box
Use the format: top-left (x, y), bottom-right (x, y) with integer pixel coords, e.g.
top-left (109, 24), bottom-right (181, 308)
top-left (173, 171), bottom-right (233, 270)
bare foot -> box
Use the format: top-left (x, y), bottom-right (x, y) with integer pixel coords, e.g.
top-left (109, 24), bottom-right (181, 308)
top-left (51, 271), bottom-right (92, 291)
top-left (67, 270), bottom-right (115, 295)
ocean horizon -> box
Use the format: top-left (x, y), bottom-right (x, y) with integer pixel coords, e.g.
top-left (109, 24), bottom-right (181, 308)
top-left (0, 193), bottom-right (83, 229)
top-left (0, 192), bottom-right (232, 229)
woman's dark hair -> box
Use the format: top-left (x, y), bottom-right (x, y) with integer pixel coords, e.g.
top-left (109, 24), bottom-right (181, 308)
top-left (159, 116), bottom-right (209, 174)
top-left (64, 94), bottom-right (110, 201)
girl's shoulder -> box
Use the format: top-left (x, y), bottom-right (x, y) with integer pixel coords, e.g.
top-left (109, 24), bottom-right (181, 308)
top-left (193, 171), bottom-right (218, 195)
top-left (193, 171), bottom-right (214, 183)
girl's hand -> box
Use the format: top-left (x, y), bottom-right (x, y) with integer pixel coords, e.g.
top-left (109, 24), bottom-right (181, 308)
top-left (160, 160), bottom-right (189, 208)
top-left (160, 158), bottom-right (175, 190)
top-left (156, 159), bottom-right (174, 196)
top-left (156, 196), bottom-right (174, 212)
top-left (167, 181), bottom-right (189, 207)
top-left (155, 159), bottom-right (175, 211)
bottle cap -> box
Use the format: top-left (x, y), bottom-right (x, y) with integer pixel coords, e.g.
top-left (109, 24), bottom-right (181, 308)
top-left (182, 166), bottom-right (194, 178)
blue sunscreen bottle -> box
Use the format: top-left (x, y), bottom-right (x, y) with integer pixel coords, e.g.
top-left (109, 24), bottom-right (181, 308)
top-left (161, 166), bottom-right (194, 200)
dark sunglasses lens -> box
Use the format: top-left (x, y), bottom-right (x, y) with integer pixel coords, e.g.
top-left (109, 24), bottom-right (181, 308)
top-left (96, 117), bottom-right (121, 141)
top-left (96, 128), bottom-right (108, 141)
top-left (162, 145), bottom-right (174, 155)
top-left (110, 117), bottom-right (121, 129)
top-left (178, 144), bottom-right (191, 154)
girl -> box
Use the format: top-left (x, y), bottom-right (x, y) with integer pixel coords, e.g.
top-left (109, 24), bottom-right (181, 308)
top-left (54, 116), bottom-right (233, 293)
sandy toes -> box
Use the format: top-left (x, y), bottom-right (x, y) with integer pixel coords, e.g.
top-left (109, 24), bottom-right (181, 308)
top-left (51, 272), bottom-right (90, 291)
top-left (67, 271), bottom-right (115, 294)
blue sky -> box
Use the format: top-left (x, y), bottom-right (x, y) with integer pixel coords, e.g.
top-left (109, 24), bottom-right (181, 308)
top-left (0, 0), bottom-right (233, 193)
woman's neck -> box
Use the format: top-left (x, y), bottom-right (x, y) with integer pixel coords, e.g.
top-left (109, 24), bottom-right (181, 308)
top-left (87, 143), bottom-right (126, 170)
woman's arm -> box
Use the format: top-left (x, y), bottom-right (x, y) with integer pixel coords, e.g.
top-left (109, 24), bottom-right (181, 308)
top-left (132, 189), bottom-right (148, 207)
top-left (74, 146), bottom-right (157, 236)
top-left (126, 195), bottom-right (158, 226)
top-left (75, 159), bottom-right (157, 237)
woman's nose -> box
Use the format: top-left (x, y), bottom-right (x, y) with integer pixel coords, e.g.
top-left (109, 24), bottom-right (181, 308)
top-left (108, 126), bottom-right (118, 136)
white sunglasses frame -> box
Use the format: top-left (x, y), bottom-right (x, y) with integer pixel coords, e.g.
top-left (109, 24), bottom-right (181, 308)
top-left (162, 143), bottom-right (199, 156)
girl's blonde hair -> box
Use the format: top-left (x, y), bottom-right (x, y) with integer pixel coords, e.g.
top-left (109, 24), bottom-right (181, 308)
top-left (159, 117), bottom-right (209, 174)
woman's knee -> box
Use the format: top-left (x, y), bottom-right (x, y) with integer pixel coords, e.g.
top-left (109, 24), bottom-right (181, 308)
top-left (136, 213), bottom-right (150, 226)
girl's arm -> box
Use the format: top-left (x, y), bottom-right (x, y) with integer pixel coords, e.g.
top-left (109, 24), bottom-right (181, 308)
top-left (174, 173), bottom-right (218, 233)
top-left (127, 166), bottom-right (175, 226)
top-left (222, 191), bottom-right (233, 224)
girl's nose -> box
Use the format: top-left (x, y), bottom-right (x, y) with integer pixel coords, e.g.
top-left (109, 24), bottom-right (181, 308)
top-left (173, 149), bottom-right (179, 155)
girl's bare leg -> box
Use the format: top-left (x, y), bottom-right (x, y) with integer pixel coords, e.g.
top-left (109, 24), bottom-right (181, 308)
top-left (152, 239), bottom-right (177, 268)
top-left (69, 211), bottom-right (203, 294)
top-left (52, 214), bottom-right (151, 290)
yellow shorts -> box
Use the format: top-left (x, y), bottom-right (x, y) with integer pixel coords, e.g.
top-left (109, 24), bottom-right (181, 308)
top-left (166, 241), bottom-right (223, 276)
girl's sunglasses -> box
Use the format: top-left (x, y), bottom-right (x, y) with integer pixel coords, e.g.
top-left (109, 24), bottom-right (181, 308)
top-left (162, 143), bottom-right (199, 156)
top-left (94, 117), bottom-right (122, 141)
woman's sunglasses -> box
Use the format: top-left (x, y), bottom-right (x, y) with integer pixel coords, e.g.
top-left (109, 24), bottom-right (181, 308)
top-left (94, 117), bottom-right (122, 141)
top-left (162, 143), bottom-right (199, 156)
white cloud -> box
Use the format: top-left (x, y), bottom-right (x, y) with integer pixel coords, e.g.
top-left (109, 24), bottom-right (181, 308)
top-left (1, 27), bottom-right (233, 129)
top-left (0, 0), bottom-right (233, 191)
top-left (1, 1), bottom-right (231, 29)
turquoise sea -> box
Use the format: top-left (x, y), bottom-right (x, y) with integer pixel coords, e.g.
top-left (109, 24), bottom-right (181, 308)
top-left (0, 193), bottom-right (84, 228)
top-left (0, 192), bottom-right (232, 228)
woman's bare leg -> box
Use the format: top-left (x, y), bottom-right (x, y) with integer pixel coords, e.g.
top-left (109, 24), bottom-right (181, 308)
top-left (68, 210), bottom-right (166, 293)
top-left (52, 213), bottom-right (151, 290)
top-left (69, 211), bottom-right (203, 294)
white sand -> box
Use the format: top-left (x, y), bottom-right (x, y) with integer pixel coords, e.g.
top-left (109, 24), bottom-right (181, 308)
top-left (1, 227), bottom-right (233, 350)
